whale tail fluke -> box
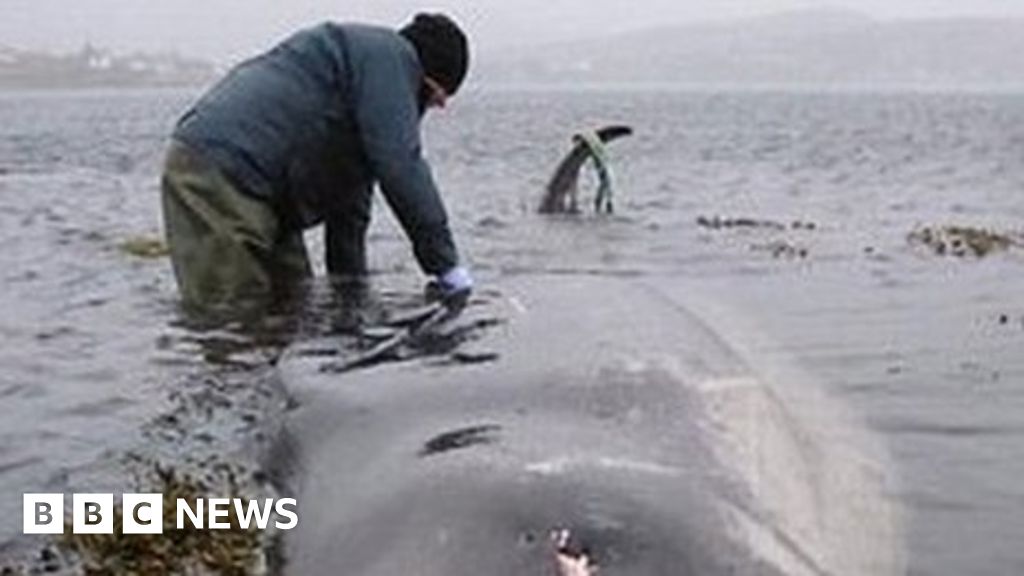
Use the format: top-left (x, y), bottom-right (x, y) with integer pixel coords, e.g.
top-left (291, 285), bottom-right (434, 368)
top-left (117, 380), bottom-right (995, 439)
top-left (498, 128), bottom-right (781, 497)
top-left (540, 125), bottom-right (633, 214)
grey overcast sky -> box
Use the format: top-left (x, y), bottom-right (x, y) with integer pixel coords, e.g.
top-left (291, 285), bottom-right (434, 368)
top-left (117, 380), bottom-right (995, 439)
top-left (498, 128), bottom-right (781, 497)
top-left (4, 0), bottom-right (1024, 61)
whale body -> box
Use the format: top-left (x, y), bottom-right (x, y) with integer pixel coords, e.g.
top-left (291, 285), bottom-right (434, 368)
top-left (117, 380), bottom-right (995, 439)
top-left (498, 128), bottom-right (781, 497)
top-left (278, 276), bottom-right (904, 576)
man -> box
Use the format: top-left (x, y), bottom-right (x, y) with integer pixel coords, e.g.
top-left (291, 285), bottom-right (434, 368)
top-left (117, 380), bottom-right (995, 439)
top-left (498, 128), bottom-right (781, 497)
top-left (161, 13), bottom-right (473, 313)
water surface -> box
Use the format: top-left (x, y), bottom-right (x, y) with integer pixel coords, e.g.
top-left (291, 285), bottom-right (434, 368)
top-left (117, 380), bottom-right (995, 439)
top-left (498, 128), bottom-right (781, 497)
top-left (0, 87), bottom-right (1022, 575)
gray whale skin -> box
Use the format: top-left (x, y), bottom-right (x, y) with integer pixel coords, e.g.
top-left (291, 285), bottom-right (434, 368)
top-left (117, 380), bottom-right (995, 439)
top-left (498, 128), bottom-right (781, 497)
top-left (279, 276), bottom-right (904, 576)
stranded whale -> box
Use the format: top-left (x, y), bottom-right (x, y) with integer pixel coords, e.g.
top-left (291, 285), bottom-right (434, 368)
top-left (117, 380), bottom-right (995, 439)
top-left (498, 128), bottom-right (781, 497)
top-left (277, 276), bottom-right (904, 575)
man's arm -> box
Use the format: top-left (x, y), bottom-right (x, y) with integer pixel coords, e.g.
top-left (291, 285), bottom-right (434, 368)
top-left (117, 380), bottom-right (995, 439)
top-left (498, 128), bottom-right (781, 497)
top-left (350, 37), bottom-right (460, 277)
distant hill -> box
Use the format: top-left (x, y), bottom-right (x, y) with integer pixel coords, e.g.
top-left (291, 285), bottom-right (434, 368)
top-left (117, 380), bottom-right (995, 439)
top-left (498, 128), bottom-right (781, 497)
top-left (0, 45), bottom-right (216, 90)
top-left (477, 9), bottom-right (1024, 88)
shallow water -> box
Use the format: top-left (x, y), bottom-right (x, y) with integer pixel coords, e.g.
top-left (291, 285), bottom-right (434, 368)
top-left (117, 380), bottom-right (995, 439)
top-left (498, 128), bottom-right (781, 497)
top-left (0, 87), bottom-right (1022, 574)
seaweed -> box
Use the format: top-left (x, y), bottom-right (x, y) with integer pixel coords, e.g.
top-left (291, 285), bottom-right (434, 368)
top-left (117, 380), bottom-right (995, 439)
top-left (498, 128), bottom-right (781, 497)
top-left (696, 215), bottom-right (817, 231)
top-left (749, 240), bottom-right (809, 259)
top-left (58, 462), bottom-right (268, 576)
top-left (907, 225), bottom-right (1020, 258)
top-left (118, 236), bottom-right (170, 259)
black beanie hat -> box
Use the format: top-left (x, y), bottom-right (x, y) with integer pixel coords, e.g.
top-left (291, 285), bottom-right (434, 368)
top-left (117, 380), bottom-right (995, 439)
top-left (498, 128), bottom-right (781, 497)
top-left (399, 13), bottom-right (469, 96)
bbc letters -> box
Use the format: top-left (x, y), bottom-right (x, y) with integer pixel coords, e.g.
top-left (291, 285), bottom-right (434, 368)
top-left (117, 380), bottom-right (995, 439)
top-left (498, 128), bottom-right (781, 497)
top-left (24, 494), bottom-right (298, 534)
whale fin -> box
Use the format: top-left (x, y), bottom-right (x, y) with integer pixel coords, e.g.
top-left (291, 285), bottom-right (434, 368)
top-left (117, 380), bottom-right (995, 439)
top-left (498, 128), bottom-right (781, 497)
top-left (540, 125), bottom-right (633, 214)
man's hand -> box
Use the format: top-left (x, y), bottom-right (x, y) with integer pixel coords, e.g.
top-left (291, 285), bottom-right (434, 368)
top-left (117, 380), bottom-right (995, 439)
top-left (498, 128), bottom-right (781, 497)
top-left (425, 266), bottom-right (473, 309)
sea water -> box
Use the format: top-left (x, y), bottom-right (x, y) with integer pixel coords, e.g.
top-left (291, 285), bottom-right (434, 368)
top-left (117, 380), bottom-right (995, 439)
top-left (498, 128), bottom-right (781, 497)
top-left (0, 86), bottom-right (1022, 575)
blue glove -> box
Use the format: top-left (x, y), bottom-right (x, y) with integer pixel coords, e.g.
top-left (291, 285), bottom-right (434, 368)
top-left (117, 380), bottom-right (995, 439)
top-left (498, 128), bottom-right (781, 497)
top-left (426, 266), bottom-right (473, 308)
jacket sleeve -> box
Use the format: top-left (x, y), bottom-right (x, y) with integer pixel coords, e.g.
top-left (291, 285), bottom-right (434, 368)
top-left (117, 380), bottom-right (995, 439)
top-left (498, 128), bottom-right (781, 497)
top-left (350, 40), bottom-right (460, 276)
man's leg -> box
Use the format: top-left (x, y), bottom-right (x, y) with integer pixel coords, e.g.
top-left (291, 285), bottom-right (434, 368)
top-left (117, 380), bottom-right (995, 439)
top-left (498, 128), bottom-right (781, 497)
top-left (324, 182), bottom-right (373, 280)
top-left (322, 183), bottom-right (375, 329)
top-left (268, 230), bottom-right (312, 301)
top-left (161, 142), bottom-right (285, 312)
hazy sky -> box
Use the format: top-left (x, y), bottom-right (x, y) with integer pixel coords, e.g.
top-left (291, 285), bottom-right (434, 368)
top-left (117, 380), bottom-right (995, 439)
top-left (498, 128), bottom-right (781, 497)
top-left (4, 0), bottom-right (1024, 62)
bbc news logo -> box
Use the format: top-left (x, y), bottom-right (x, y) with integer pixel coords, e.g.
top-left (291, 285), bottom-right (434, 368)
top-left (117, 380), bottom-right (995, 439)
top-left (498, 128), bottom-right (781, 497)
top-left (24, 494), bottom-right (298, 535)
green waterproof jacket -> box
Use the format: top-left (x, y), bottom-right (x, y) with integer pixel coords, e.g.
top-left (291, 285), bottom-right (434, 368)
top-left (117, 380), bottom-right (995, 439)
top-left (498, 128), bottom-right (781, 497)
top-left (173, 22), bottom-right (458, 276)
